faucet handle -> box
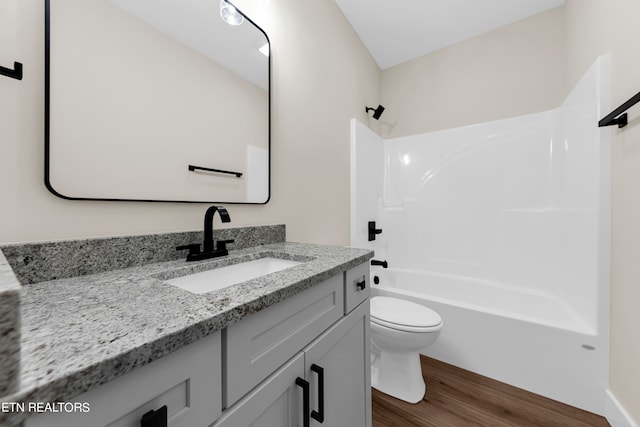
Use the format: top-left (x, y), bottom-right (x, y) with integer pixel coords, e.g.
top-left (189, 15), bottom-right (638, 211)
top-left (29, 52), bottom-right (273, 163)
top-left (368, 221), bottom-right (383, 241)
top-left (176, 243), bottom-right (201, 255)
top-left (216, 239), bottom-right (235, 252)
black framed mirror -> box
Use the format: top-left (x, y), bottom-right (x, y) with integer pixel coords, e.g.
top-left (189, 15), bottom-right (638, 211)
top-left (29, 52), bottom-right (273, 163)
top-left (45, 0), bottom-right (270, 203)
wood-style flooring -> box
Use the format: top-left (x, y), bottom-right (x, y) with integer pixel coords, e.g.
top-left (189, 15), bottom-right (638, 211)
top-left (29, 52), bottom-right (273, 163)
top-left (372, 355), bottom-right (610, 427)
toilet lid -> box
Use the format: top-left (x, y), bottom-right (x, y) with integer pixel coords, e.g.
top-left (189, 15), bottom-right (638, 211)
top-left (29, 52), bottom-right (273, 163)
top-left (370, 296), bottom-right (442, 329)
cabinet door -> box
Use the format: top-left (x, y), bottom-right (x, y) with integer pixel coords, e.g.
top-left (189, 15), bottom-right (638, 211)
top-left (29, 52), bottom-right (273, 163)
top-left (212, 353), bottom-right (304, 427)
top-left (303, 300), bottom-right (371, 427)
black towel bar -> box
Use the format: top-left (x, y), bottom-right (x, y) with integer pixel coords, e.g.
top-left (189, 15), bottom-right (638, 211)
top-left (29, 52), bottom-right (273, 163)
top-left (0, 61), bottom-right (23, 80)
top-left (188, 164), bottom-right (243, 178)
top-left (598, 91), bottom-right (640, 128)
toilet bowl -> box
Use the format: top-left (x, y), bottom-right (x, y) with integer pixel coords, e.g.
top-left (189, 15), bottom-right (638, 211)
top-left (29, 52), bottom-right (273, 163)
top-left (370, 296), bottom-right (443, 404)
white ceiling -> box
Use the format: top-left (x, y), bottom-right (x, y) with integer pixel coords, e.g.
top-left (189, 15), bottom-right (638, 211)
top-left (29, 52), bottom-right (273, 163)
top-left (110, 0), bottom-right (269, 90)
top-left (334, 0), bottom-right (566, 70)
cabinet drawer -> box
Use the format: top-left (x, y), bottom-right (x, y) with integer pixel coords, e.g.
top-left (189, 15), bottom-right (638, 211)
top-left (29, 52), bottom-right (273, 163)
top-left (225, 274), bottom-right (344, 407)
top-left (344, 263), bottom-right (370, 314)
top-left (25, 332), bottom-right (222, 427)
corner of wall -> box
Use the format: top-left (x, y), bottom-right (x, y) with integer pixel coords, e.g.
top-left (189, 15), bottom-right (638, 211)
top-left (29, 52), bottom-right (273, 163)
top-left (606, 390), bottom-right (639, 427)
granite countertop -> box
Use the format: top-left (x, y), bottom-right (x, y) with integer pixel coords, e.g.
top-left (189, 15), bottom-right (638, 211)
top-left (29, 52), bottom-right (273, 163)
top-left (0, 242), bottom-right (373, 426)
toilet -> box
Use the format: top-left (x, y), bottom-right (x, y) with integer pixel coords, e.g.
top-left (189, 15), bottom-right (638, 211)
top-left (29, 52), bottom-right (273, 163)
top-left (370, 296), bottom-right (443, 404)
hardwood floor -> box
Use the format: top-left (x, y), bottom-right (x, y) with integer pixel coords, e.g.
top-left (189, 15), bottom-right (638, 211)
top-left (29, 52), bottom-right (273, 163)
top-left (372, 356), bottom-right (610, 427)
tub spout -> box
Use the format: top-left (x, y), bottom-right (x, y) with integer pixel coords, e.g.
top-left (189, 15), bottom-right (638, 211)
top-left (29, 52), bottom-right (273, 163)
top-left (371, 259), bottom-right (388, 268)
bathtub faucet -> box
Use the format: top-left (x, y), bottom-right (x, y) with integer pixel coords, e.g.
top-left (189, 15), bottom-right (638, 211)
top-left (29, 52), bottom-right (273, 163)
top-left (371, 259), bottom-right (388, 268)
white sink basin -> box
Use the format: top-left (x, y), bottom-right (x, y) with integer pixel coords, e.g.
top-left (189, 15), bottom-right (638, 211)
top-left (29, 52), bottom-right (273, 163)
top-left (165, 257), bottom-right (302, 294)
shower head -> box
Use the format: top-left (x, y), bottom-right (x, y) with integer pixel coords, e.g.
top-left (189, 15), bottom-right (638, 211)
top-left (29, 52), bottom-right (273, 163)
top-left (365, 104), bottom-right (385, 120)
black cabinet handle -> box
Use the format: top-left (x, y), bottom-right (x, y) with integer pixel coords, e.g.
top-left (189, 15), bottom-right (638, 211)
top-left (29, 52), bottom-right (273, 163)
top-left (296, 377), bottom-right (310, 427)
top-left (356, 280), bottom-right (366, 291)
top-left (310, 364), bottom-right (325, 423)
top-left (140, 405), bottom-right (167, 427)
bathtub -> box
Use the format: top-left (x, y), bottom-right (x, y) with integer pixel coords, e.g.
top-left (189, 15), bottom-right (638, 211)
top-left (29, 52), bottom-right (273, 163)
top-left (371, 268), bottom-right (608, 414)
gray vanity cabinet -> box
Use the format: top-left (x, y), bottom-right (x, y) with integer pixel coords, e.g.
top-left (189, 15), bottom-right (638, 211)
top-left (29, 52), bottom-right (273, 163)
top-left (22, 262), bottom-right (371, 427)
top-left (215, 264), bottom-right (371, 427)
top-left (213, 300), bottom-right (370, 427)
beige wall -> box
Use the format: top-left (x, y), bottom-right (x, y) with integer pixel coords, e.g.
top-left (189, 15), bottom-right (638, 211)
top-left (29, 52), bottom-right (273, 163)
top-left (0, 0), bottom-right (380, 245)
top-left (564, 0), bottom-right (640, 423)
top-left (380, 7), bottom-right (566, 138)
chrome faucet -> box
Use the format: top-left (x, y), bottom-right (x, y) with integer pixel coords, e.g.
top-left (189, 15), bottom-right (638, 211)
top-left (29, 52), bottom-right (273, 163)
top-left (177, 205), bottom-right (234, 262)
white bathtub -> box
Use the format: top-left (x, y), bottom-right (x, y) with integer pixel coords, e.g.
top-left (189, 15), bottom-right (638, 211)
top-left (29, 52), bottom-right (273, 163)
top-left (377, 268), bottom-right (595, 335)
top-left (371, 268), bottom-right (608, 414)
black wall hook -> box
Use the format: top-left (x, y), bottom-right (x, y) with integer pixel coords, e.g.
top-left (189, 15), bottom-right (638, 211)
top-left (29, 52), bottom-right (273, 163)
top-left (0, 61), bottom-right (23, 80)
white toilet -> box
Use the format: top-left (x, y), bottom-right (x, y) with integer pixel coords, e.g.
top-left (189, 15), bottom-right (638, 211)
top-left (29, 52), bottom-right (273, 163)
top-left (370, 296), bottom-right (443, 404)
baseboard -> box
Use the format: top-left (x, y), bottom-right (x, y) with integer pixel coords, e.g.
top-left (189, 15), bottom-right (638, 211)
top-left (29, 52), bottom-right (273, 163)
top-left (606, 390), bottom-right (638, 427)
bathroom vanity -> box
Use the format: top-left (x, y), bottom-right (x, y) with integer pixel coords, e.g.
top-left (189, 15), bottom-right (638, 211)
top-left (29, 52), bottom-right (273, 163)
top-left (0, 230), bottom-right (372, 427)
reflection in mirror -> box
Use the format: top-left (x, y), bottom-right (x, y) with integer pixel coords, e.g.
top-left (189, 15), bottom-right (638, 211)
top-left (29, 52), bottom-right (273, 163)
top-left (45, 0), bottom-right (270, 203)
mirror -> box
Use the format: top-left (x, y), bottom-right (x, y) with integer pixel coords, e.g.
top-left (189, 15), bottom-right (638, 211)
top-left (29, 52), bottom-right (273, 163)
top-left (45, 0), bottom-right (270, 203)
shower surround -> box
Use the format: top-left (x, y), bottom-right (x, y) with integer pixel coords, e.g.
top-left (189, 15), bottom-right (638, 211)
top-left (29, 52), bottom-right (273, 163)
top-left (351, 56), bottom-right (610, 413)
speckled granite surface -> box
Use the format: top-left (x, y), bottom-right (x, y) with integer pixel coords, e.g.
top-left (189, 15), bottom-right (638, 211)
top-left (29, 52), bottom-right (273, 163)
top-left (1, 225), bottom-right (285, 285)
top-left (0, 252), bottom-right (20, 397)
top-left (0, 242), bottom-right (372, 426)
